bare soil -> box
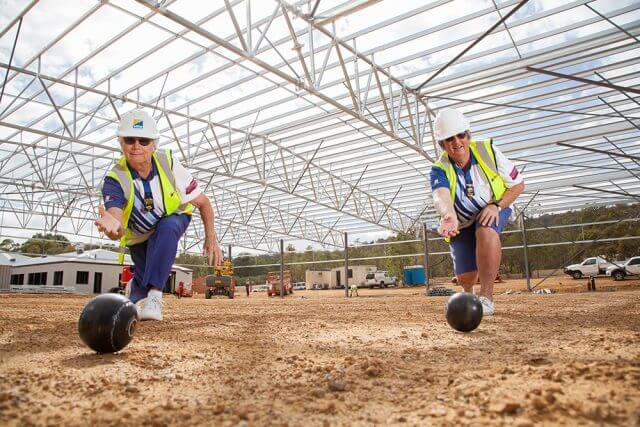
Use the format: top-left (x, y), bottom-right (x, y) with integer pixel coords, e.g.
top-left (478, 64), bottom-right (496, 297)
top-left (1, 276), bottom-right (640, 426)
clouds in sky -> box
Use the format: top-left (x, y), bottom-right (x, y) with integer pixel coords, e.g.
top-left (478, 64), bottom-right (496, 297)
top-left (0, 0), bottom-right (638, 251)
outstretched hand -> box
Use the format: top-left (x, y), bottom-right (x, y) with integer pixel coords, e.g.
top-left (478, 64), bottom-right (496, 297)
top-left (204, 236), bottom-right (223, 266)
top-left (95, 206), bottom-right (123, 240)
top-left (437, 212), bottom-right (459, 238)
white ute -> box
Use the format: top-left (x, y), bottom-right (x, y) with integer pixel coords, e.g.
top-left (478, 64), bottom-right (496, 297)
top-left (606, 256), bottom-right (640, 281)
top-left (365, 271), bottom-right (397, 288)
top-left (563, 256), bottom-right (613, 279)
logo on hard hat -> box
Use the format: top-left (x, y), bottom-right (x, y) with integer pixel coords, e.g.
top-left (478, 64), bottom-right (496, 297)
top-left (132, 119), bottom-right (144, 129)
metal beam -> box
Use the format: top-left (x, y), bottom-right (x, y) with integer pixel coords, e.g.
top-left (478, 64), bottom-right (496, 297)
top-left (0, 62), bottom-right (412, 233)
top-left (585, 3), bottom-right (640, 44)
top-left (133, 0), bottom-right (432, 160)
top-left (0, 0), bottom-right (37, 39)
top-left (557, 142), bottom-right (640, 162)
top-left (573, 185), bottom-right (640, 201)
top-left (416, 0), bottom-right (531, 91)
top-left (0, 18), bottom-right (22, 107)
top-left (526, 66), bottom-right (640, 96)
top-left (316, 1), bottom-right (382, 27)
top-left (1, 0), bottom-right (639, 252)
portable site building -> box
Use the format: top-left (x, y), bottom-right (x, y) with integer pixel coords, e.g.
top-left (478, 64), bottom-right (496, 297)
top-left (305, 269), bottom-right (330, 290)
top-left (0, 252), bottom-right (33, 292)
top-left (5, 249), bottom-right (191, 295)
top-left (0, 266), bottom-right (10, 292)
top-left (329, 265), bottom-right (377, 289)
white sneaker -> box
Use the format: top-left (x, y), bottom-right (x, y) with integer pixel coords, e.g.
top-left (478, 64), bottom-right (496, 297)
top-left (479, 296), bottom-right (495, 316)
top-left (139, 289), bottom-right (163, 321)
top-left (133, 299), bottom-right (143, 319)
top-left (124, 279), bottom-right (132, 299)
top-left (125, 280), bottom-right (142, 318)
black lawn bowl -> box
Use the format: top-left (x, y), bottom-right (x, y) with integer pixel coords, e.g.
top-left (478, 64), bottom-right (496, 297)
top-left (445, 292), bottom-right (483, 332)
top-left (78, 294), bottom-right (138, 353)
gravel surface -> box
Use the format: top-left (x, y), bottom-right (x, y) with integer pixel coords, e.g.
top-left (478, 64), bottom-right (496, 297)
top-left (1, 277), bottom-right (639, 426)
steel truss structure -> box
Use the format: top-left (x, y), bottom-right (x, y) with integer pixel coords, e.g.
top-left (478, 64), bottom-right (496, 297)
top-left (0, 0), bottom-right (638, 254)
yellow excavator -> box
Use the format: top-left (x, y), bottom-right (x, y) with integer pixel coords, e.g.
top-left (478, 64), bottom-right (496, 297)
top-left (204, 259), bottom-right (236, 299)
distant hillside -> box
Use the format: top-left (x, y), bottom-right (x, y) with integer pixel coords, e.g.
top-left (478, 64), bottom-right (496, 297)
top-left (227, 203), bottom-right (639, 282)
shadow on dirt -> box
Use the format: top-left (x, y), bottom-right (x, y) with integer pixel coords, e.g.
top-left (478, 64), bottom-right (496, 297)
top-left (60, 351), bottom-right (130, 369)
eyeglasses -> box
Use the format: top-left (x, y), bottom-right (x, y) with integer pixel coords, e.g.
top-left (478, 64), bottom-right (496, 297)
top-left (439, 132), bottom-right (468, 144)
top-left (122, 137), bottom-right (153, 146)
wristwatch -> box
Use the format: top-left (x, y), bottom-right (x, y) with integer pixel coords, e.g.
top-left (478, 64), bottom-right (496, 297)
top-left (489, 200), bottom-right (502, 212)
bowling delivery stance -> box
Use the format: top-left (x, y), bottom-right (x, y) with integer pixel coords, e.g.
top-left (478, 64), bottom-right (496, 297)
top-left (430, 108), bottom-right (525, 316)
top-left (95, 109), bottom-right (222, 321)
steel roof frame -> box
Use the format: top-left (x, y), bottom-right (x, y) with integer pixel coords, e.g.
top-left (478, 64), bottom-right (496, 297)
top-left (0, 0), bottom-right (638, 253)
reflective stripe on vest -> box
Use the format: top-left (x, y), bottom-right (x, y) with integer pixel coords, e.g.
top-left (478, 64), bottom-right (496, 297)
top-left (432, 139), bottom-right (507, 242)
top-left (106, 148), bottom-right (194, 263)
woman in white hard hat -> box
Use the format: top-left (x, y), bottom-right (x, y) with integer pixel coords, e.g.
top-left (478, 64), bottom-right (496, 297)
top-left (430, 108), bottom-right (524, 315)
top-left (95, 109), bottom-right (222, 321)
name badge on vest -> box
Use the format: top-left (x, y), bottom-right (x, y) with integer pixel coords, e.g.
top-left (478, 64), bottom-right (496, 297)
top-left (141, 177), bottom-right (154, 212)
top-left (465, 183), bottom-right (475, 197)
top-left (143, 197), bottom-right (154, 212)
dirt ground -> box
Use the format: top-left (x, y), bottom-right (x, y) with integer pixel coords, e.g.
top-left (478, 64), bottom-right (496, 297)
top-left (1, 276), bottom-right (640, 426)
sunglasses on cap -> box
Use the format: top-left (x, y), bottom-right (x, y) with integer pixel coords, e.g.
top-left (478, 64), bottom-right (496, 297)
top-left (122, 137), bottom-right (153, 146)
top-left (438, 132), bottom-right (468, 144)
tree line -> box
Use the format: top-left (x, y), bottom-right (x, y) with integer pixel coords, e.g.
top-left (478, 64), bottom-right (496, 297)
top-left (182, 202), bottom-right (640, 283)
top-left (1, 233), bottom-right (112, 256)
top-left (2, 203), bottom-right (637, 283)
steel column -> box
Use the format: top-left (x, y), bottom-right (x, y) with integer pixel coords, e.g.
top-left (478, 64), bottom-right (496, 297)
top-left (280, 239), bottom-right (285, 298)
top-left (520, 212), bottom-right (531, 292)
top-left (423, 223), bottom-right (430, 290)
top-left (344, 232), bottom-right (349, 298)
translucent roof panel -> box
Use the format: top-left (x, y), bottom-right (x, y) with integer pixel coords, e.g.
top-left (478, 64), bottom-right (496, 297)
top-left (0, 0), bottom-right (638, 253)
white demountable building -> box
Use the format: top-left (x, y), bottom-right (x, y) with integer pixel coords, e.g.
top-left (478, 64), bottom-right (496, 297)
top-left (4, 249), bottom-right (192, 295)
top-left (329, 265), bottom-right (377, 289)
top-left (305, 265), bottom-right (377, 289)
top-left (0, 252), bottom-right (33, 292)
top-left (305, 269), bottom-right (330, 290)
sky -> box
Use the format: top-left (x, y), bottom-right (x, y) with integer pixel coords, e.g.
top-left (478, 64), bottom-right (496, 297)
top-left (0, 0), bottom-right (638, 254)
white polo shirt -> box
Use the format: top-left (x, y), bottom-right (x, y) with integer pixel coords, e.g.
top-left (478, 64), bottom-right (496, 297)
top-left (102, 153), bottom-right (201, 237)
top-left (430, 145), bottom-right (523, 229)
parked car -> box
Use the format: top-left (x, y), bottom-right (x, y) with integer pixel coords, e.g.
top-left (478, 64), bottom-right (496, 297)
top-left (563, 256), bottom-right (614, 279)
top-left (292, 282), bottom-right (307, 290)
top-left (365, 271), bottom-right (397, 288)
top-left (252, 284), bottom-right (268, 292)
top-left (606, 256), bottom-right (640, 281)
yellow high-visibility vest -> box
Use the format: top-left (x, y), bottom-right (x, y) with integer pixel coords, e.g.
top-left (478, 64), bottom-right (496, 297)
top-left (106, 149), bottom-right (193, 263)
top-left (432, 139), bottom-right (507, 242)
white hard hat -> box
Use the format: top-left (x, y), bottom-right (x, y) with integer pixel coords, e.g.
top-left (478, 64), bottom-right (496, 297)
top-left (433, 108), bottom-right (470, 141)
top-left (116, 109), bottom-right (159, 139)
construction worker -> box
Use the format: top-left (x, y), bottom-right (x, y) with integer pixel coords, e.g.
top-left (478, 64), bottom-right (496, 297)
top-left (430, 108), bottom-right (524, 315)
top-left (349, 282), bottom-right (359, 297)
top-left (95, 109), bottom-right (222, 321)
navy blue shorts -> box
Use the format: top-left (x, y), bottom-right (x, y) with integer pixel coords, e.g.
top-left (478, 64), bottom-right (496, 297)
top-left (449, 207), bottom-right (512, 275)
top-left (128, 214), bottom-right (191, 303)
